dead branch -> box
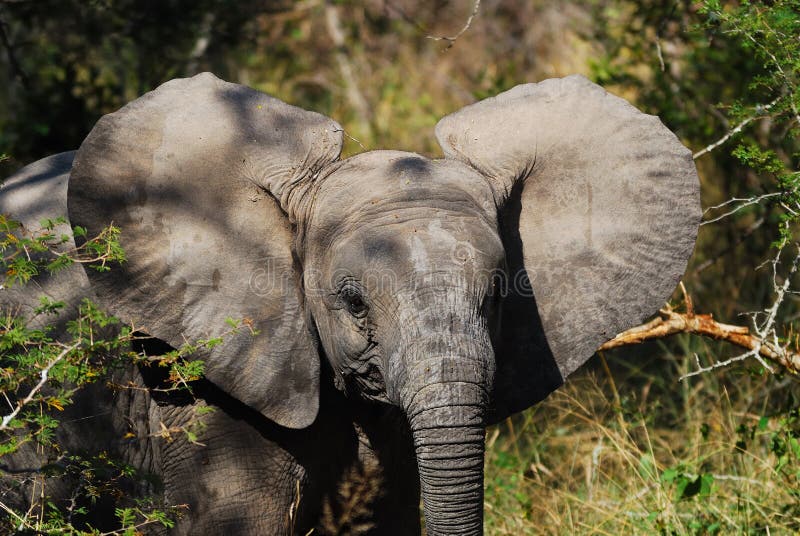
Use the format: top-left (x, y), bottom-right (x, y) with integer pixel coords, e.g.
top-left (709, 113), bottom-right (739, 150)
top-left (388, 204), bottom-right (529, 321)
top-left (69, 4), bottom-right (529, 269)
top-left (701, 192), bottom-right (782, 225)
top-left (426, 0), bottom-right (481, 50)
top-left (598, 305), bottom-right (800, 376)
top-left (600, 247), bottom-right (800, 378)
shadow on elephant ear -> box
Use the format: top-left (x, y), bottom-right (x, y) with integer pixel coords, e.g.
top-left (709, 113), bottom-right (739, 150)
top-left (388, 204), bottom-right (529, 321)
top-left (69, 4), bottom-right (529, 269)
top-left (490, 178), bottom-right (564, 425)
top-left (132, 335), bottom-right (358, 458)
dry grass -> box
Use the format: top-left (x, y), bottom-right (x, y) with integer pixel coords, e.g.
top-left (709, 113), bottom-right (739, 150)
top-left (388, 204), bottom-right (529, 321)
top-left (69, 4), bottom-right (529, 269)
top-left (484, 337), bottom-right (800, 535)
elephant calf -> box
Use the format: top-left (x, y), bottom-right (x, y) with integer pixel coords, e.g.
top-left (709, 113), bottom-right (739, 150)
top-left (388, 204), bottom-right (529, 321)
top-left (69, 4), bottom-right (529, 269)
top-left (0, 73), bottom-right (699, 534)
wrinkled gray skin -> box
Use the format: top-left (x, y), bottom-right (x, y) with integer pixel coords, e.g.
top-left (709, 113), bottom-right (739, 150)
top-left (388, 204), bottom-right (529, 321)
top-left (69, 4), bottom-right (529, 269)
top-left (0, 73), bottom-right (700, 535)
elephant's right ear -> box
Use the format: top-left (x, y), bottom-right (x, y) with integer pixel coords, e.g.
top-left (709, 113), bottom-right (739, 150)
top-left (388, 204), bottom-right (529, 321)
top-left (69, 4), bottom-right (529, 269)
top-left (69, 73), bottom-right (343, 428)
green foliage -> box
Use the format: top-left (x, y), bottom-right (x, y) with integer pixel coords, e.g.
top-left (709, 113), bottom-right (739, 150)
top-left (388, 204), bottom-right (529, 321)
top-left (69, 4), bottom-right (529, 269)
top-left (0, 216), bottom-right (250, 534)
top-left (3, 453), bottom-right (185, 534)
top-left (702, 1), bottom-right (800, 249)
top-left (0, 214), bottom-right (125, 287)
top-left (732, 143), bottom-right (786, 176)
top-left (660, 467), bottom-right (714, 501)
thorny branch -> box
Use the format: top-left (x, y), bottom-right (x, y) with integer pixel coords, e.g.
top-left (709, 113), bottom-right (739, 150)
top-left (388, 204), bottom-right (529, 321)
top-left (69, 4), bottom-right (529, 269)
top-left (1, 221), bottom-right (124, 289)
top-left (692, 95), bottom-right (793, 228)
top-left (426, 0), bottom-right (481, 50)
top-left (736, 21), bottom-right (800, 127)
top-left (701, 192), bottom-right (783, 225)
top-left (692, 95), bottom-right (782, 160)
top-left (0, 342), bottom-right (80, 430)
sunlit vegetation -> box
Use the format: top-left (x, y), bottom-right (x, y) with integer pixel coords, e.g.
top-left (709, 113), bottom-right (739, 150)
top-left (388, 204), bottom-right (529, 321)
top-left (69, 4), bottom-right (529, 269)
top-left (1, 0), bottom-right (799, 533)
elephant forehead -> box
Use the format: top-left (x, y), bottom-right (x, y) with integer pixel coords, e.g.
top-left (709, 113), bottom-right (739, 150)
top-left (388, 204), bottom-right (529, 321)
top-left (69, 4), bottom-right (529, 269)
top-left (305, 210), bottom-right (505, 298)
top-left (311, 150), bottom-right (497, 234)
top-left (332, 219), bottom-right (498, 265)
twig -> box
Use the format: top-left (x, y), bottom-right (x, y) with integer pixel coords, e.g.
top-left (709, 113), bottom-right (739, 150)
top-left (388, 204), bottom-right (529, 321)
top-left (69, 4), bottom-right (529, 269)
top-left (745, 36), bottom-right (799, 126)
top-left (97, 515), bottom-right (183, 536)
top-left (693, 217), bottom-right (765, 275)
top-left (597, 287), bottom-right (800, 378)
top-left (0, 342), bottom-right (80, 430)
top-left (701, 192), bottom-right (782, 225)
top-left (693, 95), bottom-right (781, 159)
top-left (426, 0), bottom-right (481, 50)
top-left (655, 37), bottom-right (665, 72)
top-left (0, 499), bottom-right (33, 531)
top-left (332, 127), bottom-right (366, 151)
top-left (383, 0), bottom-right (428, 34)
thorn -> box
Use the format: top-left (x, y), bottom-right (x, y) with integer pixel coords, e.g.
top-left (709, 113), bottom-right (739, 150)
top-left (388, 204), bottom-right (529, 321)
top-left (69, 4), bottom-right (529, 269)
top-left (680, 281), bottom-right (694, 316)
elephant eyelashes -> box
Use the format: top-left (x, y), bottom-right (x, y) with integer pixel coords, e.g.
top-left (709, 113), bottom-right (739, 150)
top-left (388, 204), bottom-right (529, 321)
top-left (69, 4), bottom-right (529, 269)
top-left (340, 286), bottom-right (368, 318)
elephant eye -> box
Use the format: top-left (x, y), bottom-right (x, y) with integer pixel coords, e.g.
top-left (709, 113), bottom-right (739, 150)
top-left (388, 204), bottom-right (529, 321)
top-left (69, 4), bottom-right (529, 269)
top-left (340, 287), bottom-right (368, 318)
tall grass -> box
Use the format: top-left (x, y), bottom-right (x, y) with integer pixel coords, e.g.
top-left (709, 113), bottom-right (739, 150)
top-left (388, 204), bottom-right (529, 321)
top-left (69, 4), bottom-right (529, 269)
top-left (484, 336), bottom-right (800, 535)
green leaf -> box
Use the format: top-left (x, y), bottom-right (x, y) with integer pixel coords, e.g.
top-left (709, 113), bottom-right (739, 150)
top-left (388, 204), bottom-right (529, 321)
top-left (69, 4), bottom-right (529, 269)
top-left (758, 416), bottom-right (769, 431)
top-left (661, 467), bottom-right (679, 484)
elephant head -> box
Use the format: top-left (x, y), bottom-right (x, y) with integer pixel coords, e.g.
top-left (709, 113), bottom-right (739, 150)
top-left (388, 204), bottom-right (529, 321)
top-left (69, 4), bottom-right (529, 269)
top-left (68, 73), bottom-right (700, 534)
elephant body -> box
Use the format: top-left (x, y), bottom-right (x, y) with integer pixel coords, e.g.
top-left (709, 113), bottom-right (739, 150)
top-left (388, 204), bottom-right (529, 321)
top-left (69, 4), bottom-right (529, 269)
top-left (0, 153), bottom-right (421, 535)
top-left (0, 152), bottom-right (424, 536)
top-left (0, 73), bottom-right (700, 534)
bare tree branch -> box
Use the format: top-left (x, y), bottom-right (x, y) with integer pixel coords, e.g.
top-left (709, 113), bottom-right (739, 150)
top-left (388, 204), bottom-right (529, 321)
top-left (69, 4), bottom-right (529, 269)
top-left (693, 95), bottom-right (781, 159)
top-left (701, 192), bottom-right (783, 225)
top-left (426, 0), bottom-right (481, 50)
top-left (598, 305), bottom-right (800, 375)
top-left (738, 26), bottom-right (800, 127)
top-left (598, 269), bottom-right (800, 377)
top-left (324, 2), bottom-right (372, 138)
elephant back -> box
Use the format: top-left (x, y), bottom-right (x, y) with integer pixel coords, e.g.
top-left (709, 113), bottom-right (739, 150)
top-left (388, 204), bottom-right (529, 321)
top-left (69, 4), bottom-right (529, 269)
top-left (0, 151), bottom-right (93, 328)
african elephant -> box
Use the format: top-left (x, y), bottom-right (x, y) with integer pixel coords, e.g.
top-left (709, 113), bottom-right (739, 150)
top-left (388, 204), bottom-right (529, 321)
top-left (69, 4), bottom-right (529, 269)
top-left (0, 73), bottom-right (700, 535)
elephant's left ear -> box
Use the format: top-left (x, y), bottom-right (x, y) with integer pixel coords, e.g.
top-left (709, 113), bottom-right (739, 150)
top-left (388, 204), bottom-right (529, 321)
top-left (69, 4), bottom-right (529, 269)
top-left (436, 75), bottom-right (700, 421)
top-left (69, 73), bottom-right (343, 428)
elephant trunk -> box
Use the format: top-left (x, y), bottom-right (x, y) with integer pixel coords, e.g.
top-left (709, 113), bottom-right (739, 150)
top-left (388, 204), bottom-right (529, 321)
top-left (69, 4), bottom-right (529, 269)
top-left (400, 338), bottom-right (494, 536)
top-left (411, 395), bottom-right (486, 535)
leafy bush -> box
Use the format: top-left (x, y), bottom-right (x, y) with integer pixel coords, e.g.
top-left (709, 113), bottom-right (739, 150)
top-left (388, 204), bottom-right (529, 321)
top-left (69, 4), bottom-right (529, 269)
top-left (0, 217), bottom-right (250, 534)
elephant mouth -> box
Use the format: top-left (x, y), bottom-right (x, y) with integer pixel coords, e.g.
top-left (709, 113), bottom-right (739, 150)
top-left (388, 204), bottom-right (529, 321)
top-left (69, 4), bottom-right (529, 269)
top-left (342, 352), bottom-right (389, 403)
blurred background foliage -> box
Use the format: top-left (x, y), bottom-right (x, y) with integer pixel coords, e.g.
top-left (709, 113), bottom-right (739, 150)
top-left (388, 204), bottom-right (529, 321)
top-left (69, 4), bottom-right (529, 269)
top-left (1, 0), bottom-right (800, 533)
